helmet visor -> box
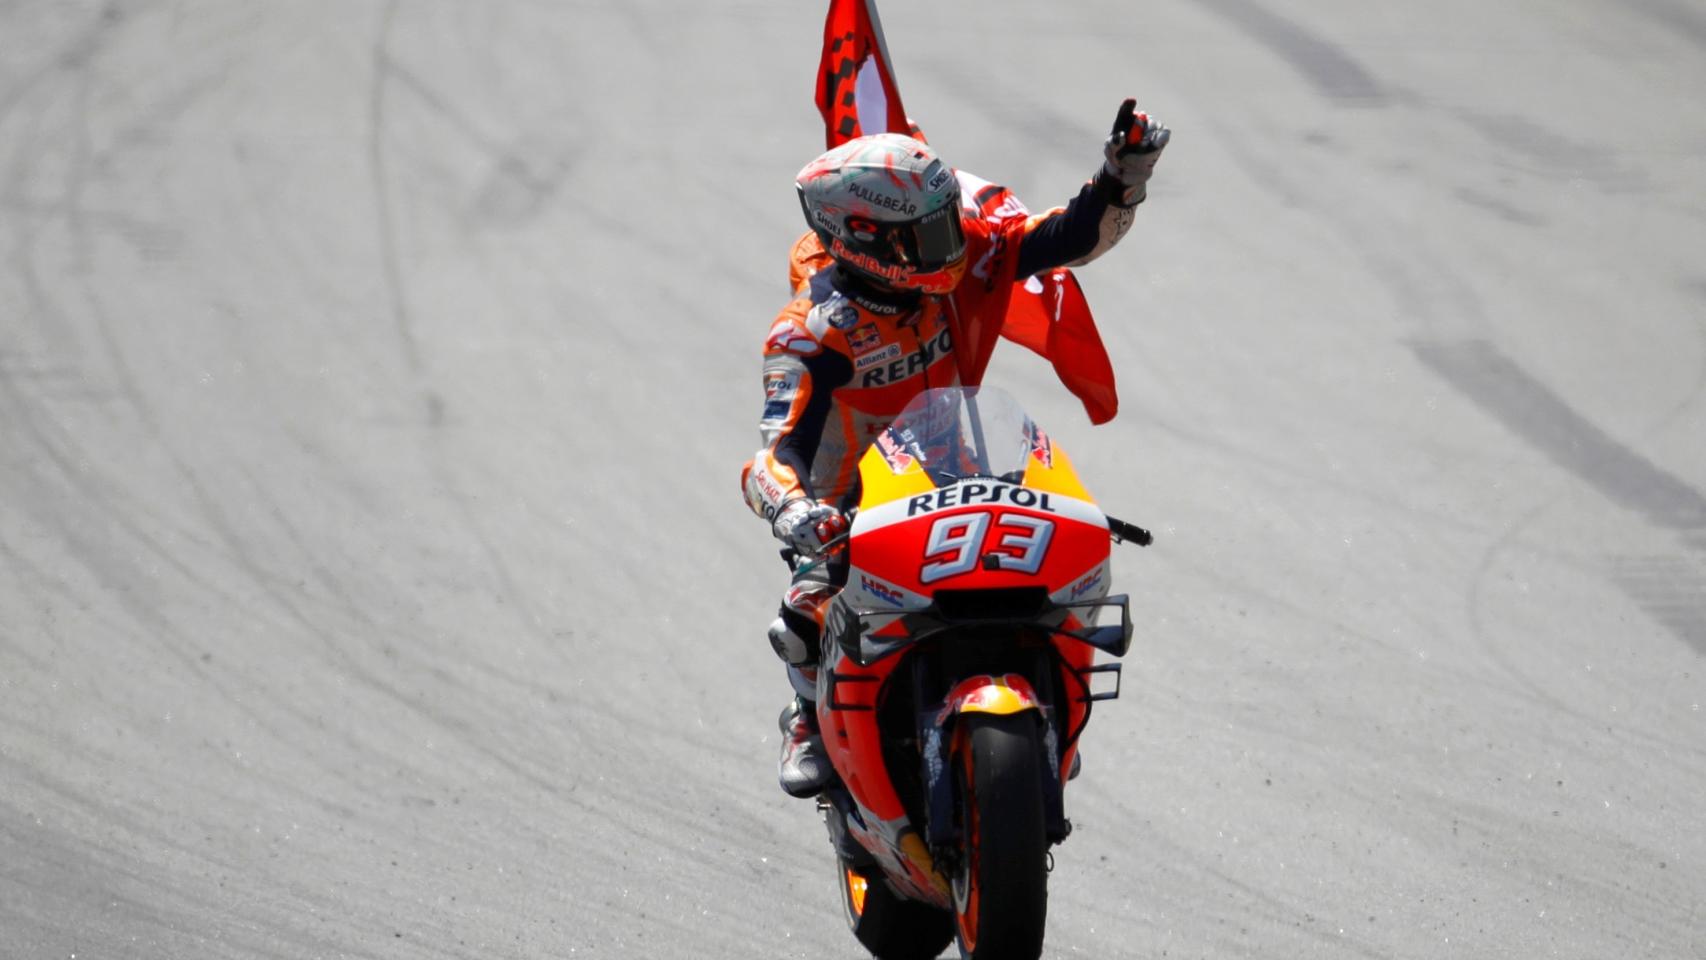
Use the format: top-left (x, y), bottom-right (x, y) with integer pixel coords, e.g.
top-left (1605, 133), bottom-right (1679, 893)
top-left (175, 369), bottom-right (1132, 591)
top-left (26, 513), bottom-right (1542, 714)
top-left (893, 205), bottom-right (966, 270)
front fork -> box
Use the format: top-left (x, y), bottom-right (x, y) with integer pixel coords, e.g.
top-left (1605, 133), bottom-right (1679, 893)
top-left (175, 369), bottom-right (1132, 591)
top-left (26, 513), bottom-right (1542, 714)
top-left (919, 672), bottom-right (1071, 864)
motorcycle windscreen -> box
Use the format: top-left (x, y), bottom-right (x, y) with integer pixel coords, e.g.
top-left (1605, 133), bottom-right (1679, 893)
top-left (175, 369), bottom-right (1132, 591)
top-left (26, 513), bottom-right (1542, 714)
top-left (879, 386), bottom-right (1030, 484)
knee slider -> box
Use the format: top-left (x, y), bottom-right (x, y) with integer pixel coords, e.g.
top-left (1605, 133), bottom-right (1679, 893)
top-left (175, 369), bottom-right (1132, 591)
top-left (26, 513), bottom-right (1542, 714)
top-left (767, 606), bottom-right (821, 666)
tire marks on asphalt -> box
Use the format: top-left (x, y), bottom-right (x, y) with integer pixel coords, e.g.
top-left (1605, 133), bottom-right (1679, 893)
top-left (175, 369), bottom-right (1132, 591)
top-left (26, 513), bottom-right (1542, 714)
top-left (1413, 338), bottom-right (1706, 655)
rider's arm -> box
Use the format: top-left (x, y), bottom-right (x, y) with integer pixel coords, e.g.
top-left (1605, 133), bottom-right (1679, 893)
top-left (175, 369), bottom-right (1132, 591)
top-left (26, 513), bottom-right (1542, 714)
top-left (741, 309), bottom-right (853, 523)
top-left (1011, 176), bottom-right (1135, 279)
top-left (1014, 101), bottom-right (1169, 278)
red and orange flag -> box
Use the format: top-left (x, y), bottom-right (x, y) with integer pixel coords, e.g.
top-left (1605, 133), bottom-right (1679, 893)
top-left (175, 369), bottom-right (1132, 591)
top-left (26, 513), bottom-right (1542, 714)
top-left (812, 0), bottom-right (1119, 424)
top-left (816, 0), bottom-right (911, 148)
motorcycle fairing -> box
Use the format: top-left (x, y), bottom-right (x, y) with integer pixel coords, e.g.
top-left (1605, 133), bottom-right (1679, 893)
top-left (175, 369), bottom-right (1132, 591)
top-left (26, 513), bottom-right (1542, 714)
top-left (859, 418), bottom-right (1097, 511)
top-left (938, 673), bottom-right (1042, 722)
top-left (850, 483), bottom-right (1106, 596)
top-left (822, 786), bottom-right (953, 907)
top-left (828, 591), bottom-right (1135, 669)
top-left (1020, 424), bottom-right (1096, 503)
top-left (818, 386), bottom-right (1139, 924)
top-left (852, 416), bottom-right (1110, 606)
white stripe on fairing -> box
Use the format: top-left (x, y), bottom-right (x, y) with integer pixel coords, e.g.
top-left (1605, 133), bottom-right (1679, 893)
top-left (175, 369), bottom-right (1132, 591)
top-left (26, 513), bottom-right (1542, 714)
top-left (853, 486), bottom-right (1107, 534)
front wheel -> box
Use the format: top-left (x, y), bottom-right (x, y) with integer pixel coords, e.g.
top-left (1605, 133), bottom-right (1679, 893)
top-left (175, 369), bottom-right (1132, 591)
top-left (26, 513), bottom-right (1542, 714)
top-left (952, 713), bottom-right (1048, 960)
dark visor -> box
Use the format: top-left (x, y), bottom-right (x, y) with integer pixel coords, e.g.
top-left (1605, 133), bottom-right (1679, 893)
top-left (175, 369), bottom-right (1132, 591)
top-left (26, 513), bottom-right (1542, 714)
top-left (891, 205), bottom-right (966, 270)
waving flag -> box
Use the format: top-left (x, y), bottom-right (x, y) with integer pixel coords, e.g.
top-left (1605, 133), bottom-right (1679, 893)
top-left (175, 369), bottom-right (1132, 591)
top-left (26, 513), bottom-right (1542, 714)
top-left (817, 0), bottom-right (910, 147)
top-left (955, 171), bottom-right (1120, 425)
top-left (813, 0), bottom-right (1119, 424)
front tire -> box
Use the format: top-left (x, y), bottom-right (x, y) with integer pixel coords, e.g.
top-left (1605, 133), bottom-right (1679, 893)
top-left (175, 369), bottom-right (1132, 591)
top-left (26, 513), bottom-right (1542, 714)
top-left (840, 857), bottom-right (955, 960)
top-left (952, 713), bottom-right (1048, 960)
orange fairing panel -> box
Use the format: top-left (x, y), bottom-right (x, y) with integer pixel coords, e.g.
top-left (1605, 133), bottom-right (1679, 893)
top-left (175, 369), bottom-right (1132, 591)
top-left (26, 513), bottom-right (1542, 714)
top-left (859, 423), bottom-right (1097, 512)
top-left (820, 669), bottom-right (910, 823)
top-left (1021, 436), bottom-right (1094, 503)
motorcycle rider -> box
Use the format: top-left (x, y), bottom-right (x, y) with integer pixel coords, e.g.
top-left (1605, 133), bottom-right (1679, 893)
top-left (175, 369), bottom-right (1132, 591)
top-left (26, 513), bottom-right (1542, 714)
top-left (741, 100), bottom-right (1170, 797)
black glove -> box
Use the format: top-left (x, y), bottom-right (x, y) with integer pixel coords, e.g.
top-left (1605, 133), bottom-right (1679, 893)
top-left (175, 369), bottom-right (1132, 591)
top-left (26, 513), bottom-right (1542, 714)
top-left (1100, 98), bottom-right (1170, 206)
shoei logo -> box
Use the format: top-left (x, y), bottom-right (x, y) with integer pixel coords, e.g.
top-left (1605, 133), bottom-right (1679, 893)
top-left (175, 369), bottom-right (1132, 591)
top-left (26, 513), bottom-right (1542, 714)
top-left (926, 164), bottom-right (953, 193)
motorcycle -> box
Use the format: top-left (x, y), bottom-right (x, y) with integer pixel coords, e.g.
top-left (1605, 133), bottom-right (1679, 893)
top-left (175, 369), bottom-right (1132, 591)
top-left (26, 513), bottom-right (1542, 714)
top-left (810, 385), bottom-right (1150, 960)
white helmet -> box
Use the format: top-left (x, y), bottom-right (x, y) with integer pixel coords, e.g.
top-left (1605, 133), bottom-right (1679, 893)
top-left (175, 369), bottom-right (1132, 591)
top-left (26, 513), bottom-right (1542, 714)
top-left (795, 134), bottom-right (968, 295)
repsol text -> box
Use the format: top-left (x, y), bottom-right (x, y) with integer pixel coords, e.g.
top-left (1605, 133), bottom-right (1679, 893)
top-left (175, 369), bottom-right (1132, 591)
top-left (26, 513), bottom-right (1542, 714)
top-left (905, 482), bottom-right (1055, 516)
top-left (860, 327), bottom-right (953, 387)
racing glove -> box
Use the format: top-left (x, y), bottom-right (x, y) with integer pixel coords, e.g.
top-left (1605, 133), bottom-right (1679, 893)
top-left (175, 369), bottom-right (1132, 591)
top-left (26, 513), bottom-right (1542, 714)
top-left (772, 499), bottom-right (849, 557)
top-left (1099, 98), bottom-right (1170, 207)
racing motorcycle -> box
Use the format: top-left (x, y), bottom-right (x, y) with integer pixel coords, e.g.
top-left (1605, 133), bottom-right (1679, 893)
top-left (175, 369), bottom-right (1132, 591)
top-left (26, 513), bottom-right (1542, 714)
top-left (811, 385), bottom-right (1150, 960)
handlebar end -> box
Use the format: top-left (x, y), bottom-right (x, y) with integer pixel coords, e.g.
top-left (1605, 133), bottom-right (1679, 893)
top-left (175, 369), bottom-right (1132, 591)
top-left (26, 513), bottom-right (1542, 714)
top-left (1107, 516), bottom-right (1153, 547)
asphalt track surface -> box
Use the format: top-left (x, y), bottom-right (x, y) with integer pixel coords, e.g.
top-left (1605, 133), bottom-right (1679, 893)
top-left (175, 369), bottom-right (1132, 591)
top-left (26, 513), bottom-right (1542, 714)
top-left (3, 2), bottom-right (1705, 958)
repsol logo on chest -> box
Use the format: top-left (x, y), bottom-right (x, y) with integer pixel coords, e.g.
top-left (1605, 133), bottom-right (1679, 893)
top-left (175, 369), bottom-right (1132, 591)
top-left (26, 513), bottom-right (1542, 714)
top-left (906, 482), bottom-right (1056, 517)
top-left (860, 326), bottom-right (953, 387)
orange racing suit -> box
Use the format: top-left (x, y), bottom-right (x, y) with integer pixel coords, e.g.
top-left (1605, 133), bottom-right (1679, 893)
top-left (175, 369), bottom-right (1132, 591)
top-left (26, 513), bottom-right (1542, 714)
top-left (741, 176), bottom-right (1136, 525)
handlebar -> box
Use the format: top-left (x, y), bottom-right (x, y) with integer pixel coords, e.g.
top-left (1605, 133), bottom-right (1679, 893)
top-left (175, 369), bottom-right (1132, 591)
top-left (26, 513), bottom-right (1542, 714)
top-left (1106, 515), bottom-right (1153, 547)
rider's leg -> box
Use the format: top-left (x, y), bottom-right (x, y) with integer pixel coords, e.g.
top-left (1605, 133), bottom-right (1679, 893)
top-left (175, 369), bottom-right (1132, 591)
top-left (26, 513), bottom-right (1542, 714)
top-left (776, 686), bottom-right (831, 798)
top-left (769, 562), bottom-right (841, 798)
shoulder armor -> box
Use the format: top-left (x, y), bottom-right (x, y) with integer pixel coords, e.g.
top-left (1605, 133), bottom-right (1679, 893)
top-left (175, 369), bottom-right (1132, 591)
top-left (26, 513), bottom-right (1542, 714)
top-left (765, 315), bottom-right (822, 357)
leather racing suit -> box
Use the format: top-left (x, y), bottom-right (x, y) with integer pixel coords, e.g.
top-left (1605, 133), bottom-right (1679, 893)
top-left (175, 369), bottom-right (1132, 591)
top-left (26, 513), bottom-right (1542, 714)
top-left (742, 169), bottom-right (1144, 797)
top-left (741, 174), bottom-right (1137, 530)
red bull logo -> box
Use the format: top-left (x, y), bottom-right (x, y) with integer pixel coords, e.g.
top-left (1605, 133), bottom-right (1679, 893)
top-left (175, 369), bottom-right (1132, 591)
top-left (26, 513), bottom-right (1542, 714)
top-left (877, 429), bottom-right (916, 472)
top-left (849, 323), bottom-right (882, 353)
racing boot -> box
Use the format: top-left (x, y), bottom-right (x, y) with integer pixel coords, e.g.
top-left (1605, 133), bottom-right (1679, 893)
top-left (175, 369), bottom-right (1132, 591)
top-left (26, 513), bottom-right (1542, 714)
top-left (778, 695), bottom-right (834, 798)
